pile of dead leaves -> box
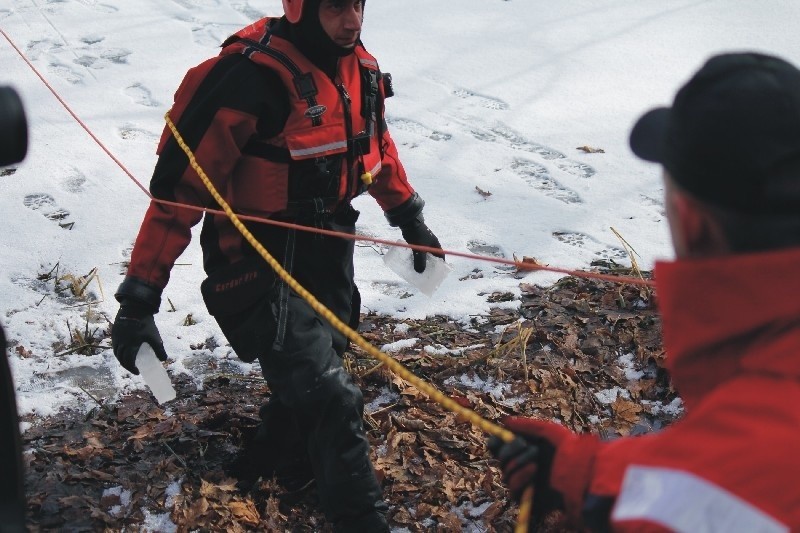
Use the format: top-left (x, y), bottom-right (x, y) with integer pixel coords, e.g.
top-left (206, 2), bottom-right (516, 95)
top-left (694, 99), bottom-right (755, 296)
top-left (22, 267), bottom-right (679, 532)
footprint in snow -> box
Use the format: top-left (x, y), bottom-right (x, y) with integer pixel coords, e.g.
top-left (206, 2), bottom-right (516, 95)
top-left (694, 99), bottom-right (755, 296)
top-left (191, 22), bottom-right (230, 48)
top-left (48, 61), bottom-right (84, 84)
top-left (552, 231), bottom-right (627, 262)
top-left (511, 159), bottom-right (582, 204)
top-left (468, 123), bottom-right (565, 161)
top-left (370, 281), bottom-right (413, 300)
top-left (61, 169), bottom-right (87, 194)
top-left (469, 123), bottom-right (598, 178)
top-left (73, 47), bottom-right (131, 69)
top-left (467, 240), bottom-right (515, 271)
top-left (452, 88), bottom-right (510, 111)
top-left (555, 159), bottom-right (596, 179)
top-left (386, 117), bottom-right (452, 141)
top-left (26, 38), bottom-right (64, 60)
top-left (79, 35), bottom-right (104, 46)
top-left (24, 193), bottom-right (74, 229)
top-left (125, 83), bottom-right (161, 107)
top-left (488, 125), bottom-right (565, 160)
top-left (118, 125), bottom-right (159, 142)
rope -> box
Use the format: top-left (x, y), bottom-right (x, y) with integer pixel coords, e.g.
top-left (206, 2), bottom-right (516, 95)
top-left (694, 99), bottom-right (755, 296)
top-left (1, 26), bottom-right (653, 289)
top-left (1, 25), bottom-right (587, 526)
top-left (164, 111), bottom-right (535, 532)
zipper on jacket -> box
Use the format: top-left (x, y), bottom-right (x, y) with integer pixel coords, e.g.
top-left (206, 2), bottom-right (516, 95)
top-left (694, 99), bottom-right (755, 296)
top-left (336, 82), bottom-right (356, 201)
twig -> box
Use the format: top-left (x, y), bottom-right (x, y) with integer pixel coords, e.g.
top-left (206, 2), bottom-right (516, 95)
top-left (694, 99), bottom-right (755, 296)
top-left (359, 361), bottom-right (386, 378)
top-left (367, 402), bottom-right (399, 418)
top-left (77, 385), bottom-right (105, 408)
top-left (162, 441), bottom-right (188, 468)
top-left (517, 322), bottom-right (533, 382)
top-left (55, 343), bottom-right (108, 357)
top-left (204, 373), bottom-right (263, 384)
top-left (610, 227), bottom-right (650, 295)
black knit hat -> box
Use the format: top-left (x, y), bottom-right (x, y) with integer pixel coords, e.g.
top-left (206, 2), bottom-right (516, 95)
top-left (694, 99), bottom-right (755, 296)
top-left (630, 52), bottom-right (800, 215)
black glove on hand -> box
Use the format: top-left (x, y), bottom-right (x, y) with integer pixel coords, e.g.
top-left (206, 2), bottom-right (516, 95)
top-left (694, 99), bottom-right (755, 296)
top-left (488, 435), bottom-right (562, 519)
top-left (112, 301), bottom-right (168, 375)
top-left (400, 219), bottom-right (444, 273)
top-left (385, 192), bottom-right (445, 274)
top-left (488, 418), bottom-right (570, 525)
top-left (489, 418), bottom-right (604, 529)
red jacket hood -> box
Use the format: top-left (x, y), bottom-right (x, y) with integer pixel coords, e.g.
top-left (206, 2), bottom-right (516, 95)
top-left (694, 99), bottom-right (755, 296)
top-left (654, 247), bottom-right (800, 409)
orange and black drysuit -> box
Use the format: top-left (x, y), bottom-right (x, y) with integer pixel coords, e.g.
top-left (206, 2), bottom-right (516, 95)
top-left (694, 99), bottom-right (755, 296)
top-left (115, 16), bottom-right (426, 530)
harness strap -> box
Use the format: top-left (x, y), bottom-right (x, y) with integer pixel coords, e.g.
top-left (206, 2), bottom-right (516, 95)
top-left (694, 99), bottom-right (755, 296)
top-left (238, 37), bottom-right (323, 127)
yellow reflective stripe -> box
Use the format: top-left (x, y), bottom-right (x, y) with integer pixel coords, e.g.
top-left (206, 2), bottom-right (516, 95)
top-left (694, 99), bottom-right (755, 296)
top-left (289, 140), bottom-right (347, 157)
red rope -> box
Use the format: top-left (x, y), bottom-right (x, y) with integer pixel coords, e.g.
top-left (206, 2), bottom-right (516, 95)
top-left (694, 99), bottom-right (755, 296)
top-left (2, 28), bottom-right (655, 288)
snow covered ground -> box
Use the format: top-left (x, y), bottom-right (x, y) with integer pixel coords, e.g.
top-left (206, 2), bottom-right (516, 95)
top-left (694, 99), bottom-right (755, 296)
top-left (2, 0), bottom-right (800, 419)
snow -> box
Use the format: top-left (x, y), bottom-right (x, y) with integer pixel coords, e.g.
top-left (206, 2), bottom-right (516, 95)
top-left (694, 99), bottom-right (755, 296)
top-left (141, 510), bottom-right (177, 533)
top-left (594, 386), bottom-right (631, 405)
top-left (444, 373), bottom-right (510, 401)
top-left (643, 397), bottom-right (686, 417)
top-left (2, 2), bottom-right (799, 422)
top-left (102, 485), bottom-right (131, 517)
top-left (618, 352), bottom-right (646, 381)
top-left (381, 338), bottom-right (420, 353)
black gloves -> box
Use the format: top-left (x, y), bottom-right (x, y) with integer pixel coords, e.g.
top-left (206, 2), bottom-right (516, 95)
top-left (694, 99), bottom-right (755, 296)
top-left (112, 278), bottom-right (167, 375)
top-left (384, 192), bottom-right (445, 273)
top-left (488, 431), bottom-right (562, 524)
top-left (488, 417), bottom-right (601, 529)
top-left (400, 219), bottom-right (444, 273)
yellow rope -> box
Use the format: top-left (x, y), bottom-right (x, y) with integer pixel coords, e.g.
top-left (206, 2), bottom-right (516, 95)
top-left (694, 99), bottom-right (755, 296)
top-left (164, 111), bottom-right (534, 531)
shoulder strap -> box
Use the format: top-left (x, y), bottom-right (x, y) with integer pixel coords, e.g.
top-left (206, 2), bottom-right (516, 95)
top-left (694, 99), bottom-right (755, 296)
top-left (355, 46), bottom-right (386, 158)
top-left (223, 21), bottom-right (324, 128)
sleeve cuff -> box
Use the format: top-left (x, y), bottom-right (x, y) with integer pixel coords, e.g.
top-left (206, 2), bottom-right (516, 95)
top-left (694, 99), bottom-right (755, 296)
top-left (114, 276), bottom-right (163, 312)
top-left (384, 192), bottom-right (425, 227)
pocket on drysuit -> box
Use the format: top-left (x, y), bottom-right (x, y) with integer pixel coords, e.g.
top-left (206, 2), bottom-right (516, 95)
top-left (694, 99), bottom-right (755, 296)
top-left (285, 122), bottom-right (348, 161)
top-left (201, 257), bottom-right (277, 363)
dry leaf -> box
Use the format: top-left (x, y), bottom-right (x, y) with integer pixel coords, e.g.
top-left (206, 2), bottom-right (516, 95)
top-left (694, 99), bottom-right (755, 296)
top-left (475, 185), bottom-right (492, 198)
top-left (576, 145), bottom-right (605, 153)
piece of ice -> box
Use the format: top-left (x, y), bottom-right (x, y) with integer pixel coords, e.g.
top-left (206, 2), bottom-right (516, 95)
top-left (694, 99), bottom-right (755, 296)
top-left (383, 243), bottom-right (452, 297)
top-left (137, 343), bottom-right (176, 404)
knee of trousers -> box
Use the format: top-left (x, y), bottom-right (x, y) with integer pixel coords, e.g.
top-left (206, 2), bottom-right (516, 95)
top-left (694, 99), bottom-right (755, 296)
top-left (292, 365), bottom-right (364, 418)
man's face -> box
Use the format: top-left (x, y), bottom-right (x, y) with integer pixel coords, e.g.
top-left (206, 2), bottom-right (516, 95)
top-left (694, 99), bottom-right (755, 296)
top-left (318, 0), bottom-right (363, 48)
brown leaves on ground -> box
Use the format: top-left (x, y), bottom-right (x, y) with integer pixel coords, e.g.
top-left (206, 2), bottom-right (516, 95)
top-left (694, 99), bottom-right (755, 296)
top-left (22, 268), bottom-right (679, 532)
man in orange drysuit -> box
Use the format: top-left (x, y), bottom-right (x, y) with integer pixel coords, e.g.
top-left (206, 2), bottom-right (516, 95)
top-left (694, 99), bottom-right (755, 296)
top-left (490, 52), bottom-right (800, 531)
top-left (110, 1), bottom-right (444, 530)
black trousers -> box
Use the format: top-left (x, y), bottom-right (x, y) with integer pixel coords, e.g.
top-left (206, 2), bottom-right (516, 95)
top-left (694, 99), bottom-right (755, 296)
top-left (249, 208), bottom-right (386, 528)
top-left (0, 323), bottom-right (26, 533)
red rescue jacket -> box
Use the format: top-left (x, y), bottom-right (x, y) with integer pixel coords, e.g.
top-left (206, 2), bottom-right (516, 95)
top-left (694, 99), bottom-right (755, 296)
top-left (553, 247), bottom-right (800, 531)
top-left (127, 18), bottom-right (415, 289)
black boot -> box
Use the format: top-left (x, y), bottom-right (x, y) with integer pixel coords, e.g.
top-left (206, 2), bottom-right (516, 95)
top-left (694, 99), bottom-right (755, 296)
top-left (232, 399), bottom-right (314, 492)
